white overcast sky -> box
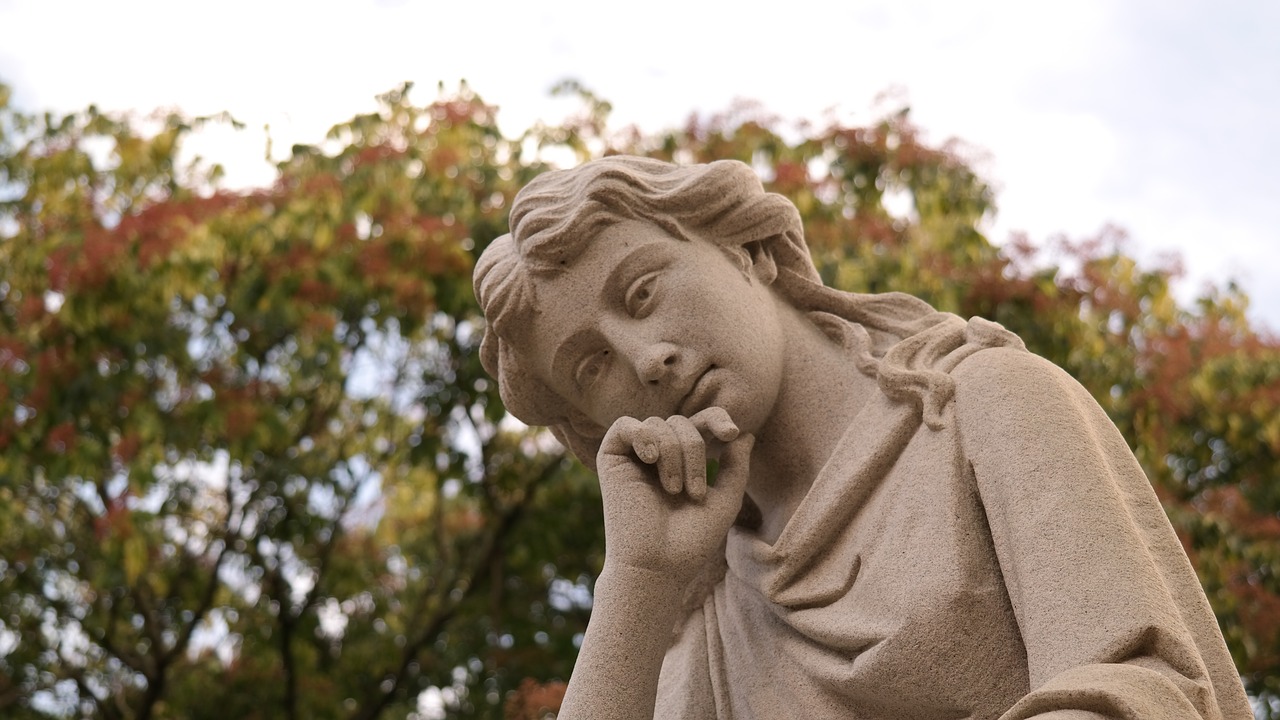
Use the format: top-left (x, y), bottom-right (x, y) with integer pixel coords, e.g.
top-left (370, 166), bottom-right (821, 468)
top-left (2, 0), bottom-right (1277, 329)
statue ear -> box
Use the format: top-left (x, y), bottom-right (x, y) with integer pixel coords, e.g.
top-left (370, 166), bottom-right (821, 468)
top-left (744, 240), bottom-right (778, 286)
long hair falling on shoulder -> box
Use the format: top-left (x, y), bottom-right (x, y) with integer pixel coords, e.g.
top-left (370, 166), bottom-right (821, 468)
top-left (474, 156), bottom-right (1019, 468)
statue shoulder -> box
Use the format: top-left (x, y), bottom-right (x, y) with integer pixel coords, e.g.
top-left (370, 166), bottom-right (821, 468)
top-left (872, 314), bottom-right (1026, 430)
top-left (949, 339), bottom-right (1104, 455)
top-left (951, 342), bottom-right (1074, 405)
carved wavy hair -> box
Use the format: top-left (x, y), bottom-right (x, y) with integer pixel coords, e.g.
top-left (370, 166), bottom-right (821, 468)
top-left (473, 156), bottom-right (1020, 469)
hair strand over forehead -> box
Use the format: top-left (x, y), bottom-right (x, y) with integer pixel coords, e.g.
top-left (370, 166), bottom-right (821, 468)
top-left (473, 156), bottom-right (1023, 469)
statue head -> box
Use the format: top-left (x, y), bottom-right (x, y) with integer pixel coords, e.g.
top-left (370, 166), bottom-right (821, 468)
top-left (474, 156), bottom-right (945, 468)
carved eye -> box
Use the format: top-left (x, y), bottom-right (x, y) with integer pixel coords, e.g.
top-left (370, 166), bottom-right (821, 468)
top-left (575, 349), bottom-right (609, 388)
top-left (625, 272), bottom-right (660, 318)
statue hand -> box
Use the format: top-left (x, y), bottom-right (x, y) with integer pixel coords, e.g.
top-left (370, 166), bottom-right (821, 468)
top-left (596, 407), bottom-right (754, 578)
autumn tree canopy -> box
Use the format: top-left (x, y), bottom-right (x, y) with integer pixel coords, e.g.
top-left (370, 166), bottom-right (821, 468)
top-left (1, 81), bottom-right (1277, 719)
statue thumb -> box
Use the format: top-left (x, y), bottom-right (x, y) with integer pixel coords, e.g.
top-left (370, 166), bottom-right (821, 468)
top-left (709, 433), bottom-right (754, 517)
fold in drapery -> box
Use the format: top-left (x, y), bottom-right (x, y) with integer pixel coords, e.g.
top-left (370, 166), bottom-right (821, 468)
top-left (655, 322), bottom-right (1250, 720)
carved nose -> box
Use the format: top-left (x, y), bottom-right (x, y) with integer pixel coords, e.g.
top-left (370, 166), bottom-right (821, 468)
top-left (637, 342), bottom-right (680, 386)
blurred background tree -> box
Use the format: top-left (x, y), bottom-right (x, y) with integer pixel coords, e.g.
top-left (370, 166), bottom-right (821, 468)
top-left (1, 80), bottom-right (1276, 718)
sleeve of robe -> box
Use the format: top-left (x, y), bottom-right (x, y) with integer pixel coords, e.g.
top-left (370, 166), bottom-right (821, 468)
top-left (952, 347), bottom-right (1253, 720)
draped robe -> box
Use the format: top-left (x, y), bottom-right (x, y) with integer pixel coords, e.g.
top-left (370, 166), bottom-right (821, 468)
top-left (654, 319), bottom-right (1252, 720)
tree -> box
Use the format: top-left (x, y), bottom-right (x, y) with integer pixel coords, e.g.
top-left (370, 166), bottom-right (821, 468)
top-left (1, 80), bottom-right (1276, 718)
top-left (0, 82), bottom-right (601, 719)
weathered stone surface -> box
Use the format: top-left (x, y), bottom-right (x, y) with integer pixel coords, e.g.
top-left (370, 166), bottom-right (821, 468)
top-left (474, 157), bottom-right (1252, 719)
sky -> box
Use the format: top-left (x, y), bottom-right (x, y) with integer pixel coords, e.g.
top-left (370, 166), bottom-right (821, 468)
top-left (2, 0), bottom-right (1277, 329)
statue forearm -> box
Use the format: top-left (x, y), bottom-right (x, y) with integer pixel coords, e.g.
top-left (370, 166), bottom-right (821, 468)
top-left (557, 563), bottom-right (685, 720)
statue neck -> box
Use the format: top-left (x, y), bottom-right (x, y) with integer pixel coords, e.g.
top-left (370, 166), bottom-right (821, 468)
top-left (746, 303), bottom-right (877, 545)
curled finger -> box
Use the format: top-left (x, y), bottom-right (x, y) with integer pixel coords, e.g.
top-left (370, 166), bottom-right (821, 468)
top-left (707, 432), bottom-right (754, 520)
top-left (668, 414), bottom-right (707, 501)
top-left (690, 407), bottom-right (740, 444)
top-left (599, 416), bottom-right (649, 465)
top-left (643, 416), bottom-right (686, 495)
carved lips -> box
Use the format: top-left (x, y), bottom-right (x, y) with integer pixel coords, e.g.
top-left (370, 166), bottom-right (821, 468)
top-left (678, 366), bottom-right (719, 417)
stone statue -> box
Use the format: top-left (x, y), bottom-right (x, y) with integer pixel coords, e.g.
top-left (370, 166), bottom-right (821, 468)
top-left (473, 156), bottom-right (1252, 719)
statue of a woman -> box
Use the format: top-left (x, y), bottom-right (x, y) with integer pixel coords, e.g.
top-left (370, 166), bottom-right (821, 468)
top-left (473, 156), bottom-right (1251, 719)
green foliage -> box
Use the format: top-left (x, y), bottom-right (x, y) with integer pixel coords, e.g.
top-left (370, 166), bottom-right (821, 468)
top-left (1, 79), bottom-right (1277, 718)
top-left (0, 82), bottom-right (598, 720)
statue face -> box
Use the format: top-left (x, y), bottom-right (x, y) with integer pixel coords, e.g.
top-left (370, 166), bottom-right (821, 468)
top-left (519, 219), bottom-right (789, 435)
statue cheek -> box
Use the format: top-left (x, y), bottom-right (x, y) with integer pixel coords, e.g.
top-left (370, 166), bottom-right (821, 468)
top-left (578, 384), bottom-right (627, 427)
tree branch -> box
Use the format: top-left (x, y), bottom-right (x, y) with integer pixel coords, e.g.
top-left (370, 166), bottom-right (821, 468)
top-left (349, 455), bottom-right (561, 720)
